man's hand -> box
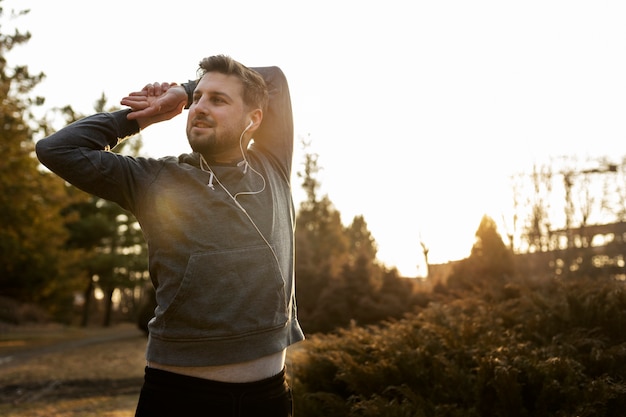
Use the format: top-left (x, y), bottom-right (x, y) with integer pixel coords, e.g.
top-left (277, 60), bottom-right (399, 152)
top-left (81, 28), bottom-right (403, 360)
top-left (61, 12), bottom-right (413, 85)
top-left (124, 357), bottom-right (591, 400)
top-left (121, 82), bottom-right (187, 129)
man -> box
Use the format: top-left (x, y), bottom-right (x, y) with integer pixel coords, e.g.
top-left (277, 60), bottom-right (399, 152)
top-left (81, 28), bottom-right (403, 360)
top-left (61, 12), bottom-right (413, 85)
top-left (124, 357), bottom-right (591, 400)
top-left (36, 55), bottom-right (304, 416)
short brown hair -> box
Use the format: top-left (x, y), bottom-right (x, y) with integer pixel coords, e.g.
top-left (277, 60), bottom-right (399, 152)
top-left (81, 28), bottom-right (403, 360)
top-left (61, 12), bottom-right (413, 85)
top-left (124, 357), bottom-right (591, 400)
top-left (197, 55), bottom-right (269, 112)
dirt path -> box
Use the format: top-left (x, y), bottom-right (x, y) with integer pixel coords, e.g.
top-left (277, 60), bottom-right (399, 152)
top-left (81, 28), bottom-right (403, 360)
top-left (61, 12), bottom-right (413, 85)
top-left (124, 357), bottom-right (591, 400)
top-left (0, 323), bottom-right (147, 407)
top-left (0, 324), bottom-right (144, 369)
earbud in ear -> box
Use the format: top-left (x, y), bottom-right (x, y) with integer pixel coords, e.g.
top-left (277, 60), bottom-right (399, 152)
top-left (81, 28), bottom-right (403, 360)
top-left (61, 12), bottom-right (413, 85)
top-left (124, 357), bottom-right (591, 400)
top-left (242, 120), bottom-right (254, 135)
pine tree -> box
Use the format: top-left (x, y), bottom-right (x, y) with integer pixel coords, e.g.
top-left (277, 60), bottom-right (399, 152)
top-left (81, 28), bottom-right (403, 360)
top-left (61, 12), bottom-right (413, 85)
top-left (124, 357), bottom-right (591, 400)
top-left (295, 143), bottom-right (350, 328)
top-left (470, 214), bottom-right (515, 279)
top-left (0, 3), bottom-right (77, 318)
top-left (448, 214), bottom-right (515, 291)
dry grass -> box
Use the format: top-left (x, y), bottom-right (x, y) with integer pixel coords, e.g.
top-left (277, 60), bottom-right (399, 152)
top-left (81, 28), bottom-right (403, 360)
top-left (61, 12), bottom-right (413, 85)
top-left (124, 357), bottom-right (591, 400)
top-left (0, 395), bottom-right (138, 417)
top-left (0, 323), bottom-right (146, 416)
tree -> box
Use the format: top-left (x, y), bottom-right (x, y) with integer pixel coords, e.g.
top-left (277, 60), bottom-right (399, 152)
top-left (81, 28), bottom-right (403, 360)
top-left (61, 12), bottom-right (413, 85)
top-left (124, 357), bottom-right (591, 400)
top-left (520, 163), bottom-right (554, 253)
top-left (295, 142), bottom-right (349, 327)
top-left (0, 3), bottom-right (79, 318)
top-left (345, 215), bottom-right (378, 267)
top-left (470, 215), bottom-right (514, 278)
top-left (448, 215), bottom-right (514, 291)
top-left (63, 193), bottom-right (148, 326)
top-left (60, 94), bottom-right (149, 327)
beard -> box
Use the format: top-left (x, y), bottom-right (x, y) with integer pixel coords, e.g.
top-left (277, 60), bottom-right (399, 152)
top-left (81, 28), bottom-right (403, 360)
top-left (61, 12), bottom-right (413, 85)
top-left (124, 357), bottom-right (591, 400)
top-left (186, 118), bottom-right (243, 159)
top-left (188, 130), bottom-right (231, 156)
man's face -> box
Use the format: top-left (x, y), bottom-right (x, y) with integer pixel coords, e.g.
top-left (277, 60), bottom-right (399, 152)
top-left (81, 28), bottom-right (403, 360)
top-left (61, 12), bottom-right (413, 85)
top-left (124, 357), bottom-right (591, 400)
top-left (186, 72), bottom-right (249, 162)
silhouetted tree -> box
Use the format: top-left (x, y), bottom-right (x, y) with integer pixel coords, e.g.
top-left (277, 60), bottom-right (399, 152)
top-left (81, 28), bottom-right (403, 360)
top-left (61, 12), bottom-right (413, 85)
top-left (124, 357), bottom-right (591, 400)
top-left (295, 142), bottom-right (349, 328)
top-left (448, 215), bottom-right (514, 291)
top-left (345, 215), bottom-right (378, 266)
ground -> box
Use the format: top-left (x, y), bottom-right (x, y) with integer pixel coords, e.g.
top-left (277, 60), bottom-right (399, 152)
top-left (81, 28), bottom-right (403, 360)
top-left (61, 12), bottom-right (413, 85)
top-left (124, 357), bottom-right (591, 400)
top-left (0, 322), bottom-right (146, 416)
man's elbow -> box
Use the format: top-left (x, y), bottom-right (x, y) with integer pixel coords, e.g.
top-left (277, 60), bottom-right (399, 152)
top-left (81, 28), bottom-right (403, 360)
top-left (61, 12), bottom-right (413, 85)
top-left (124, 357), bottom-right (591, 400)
top-left (35, 138), bottom-right (51, 165)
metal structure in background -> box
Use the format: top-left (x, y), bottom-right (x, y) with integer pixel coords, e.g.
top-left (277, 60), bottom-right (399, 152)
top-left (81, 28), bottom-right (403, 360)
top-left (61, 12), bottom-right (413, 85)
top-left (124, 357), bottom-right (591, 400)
top-left (508, 157), bottom-right (625, 279)
top-left (558, 162), bottom-right (619, 277)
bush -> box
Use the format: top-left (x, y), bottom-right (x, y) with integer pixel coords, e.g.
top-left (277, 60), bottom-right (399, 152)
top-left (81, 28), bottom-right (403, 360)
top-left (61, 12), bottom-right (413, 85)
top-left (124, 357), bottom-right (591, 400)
top-left (291, 276), bottom-right (626, 416)
top-left (0, 296), bottom-right (50, 325)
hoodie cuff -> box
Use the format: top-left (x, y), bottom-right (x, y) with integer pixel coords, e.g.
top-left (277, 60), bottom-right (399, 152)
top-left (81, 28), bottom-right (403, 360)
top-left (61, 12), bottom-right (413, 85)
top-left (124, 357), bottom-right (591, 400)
top-left (114, 109), bottom-right (141, 139)
top-left (182, 80), bottom-right (196, 109)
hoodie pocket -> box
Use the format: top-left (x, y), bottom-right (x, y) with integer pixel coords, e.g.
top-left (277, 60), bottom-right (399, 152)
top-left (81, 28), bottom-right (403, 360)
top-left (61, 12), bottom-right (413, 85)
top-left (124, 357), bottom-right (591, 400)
top-left (158, 244), bottom-right (288, 339)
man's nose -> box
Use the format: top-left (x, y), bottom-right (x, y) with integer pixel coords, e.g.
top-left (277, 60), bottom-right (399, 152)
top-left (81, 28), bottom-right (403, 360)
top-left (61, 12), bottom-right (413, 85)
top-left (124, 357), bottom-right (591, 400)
top-left (194, 96), bottom-right (210, 114)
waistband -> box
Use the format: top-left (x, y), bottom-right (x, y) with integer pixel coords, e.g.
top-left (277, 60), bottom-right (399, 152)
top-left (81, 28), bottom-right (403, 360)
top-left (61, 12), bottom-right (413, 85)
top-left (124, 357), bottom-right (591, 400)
top-left (143, 366), bottom-right (287, 395)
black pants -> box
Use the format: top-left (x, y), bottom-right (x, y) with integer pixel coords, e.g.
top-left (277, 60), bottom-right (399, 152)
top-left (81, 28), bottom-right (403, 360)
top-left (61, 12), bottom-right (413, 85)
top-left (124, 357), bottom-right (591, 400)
top-left (135, 367), bottom-right (293, 417)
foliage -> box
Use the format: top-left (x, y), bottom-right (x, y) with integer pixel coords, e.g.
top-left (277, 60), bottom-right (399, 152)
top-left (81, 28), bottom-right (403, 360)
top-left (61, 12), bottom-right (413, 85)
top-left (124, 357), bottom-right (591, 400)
top-left (63, 193), bottom-right (149, 327)
top-left (291, 275), bottom-right (626, 416)
top-left (0, 2), bottom-right (82, 318)
top-left (447, 215), bottom-right (515, 291)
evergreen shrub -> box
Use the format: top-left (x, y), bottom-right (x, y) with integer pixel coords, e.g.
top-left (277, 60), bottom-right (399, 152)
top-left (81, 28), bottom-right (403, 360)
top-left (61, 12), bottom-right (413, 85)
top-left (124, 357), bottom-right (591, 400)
top-left (291, 276), bottom-right (626, 416)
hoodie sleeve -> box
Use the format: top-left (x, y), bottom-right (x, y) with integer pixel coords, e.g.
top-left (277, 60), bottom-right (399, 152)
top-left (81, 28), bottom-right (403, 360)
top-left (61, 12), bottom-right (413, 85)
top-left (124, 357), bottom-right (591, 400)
top-left (250, 66), bottom-right (295, 179)
top-left (35, 110), bottom-right (146, 211)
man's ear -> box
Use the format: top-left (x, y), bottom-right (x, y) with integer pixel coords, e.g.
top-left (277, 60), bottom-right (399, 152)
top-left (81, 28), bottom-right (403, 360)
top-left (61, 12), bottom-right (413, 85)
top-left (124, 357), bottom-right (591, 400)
top-left (246, 109), bottom-right (263, 132)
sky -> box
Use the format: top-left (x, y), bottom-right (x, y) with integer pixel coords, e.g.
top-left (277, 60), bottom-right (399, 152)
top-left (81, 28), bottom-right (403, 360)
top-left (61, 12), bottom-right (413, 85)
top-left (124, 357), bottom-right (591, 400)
top-left (5, 0), bottom-right (626, 277)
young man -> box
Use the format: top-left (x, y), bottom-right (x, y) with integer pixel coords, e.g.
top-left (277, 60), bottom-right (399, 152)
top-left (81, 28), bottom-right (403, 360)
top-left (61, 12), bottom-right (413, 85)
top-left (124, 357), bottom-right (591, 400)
top-left (36, 55), bottom-right (304, 417)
